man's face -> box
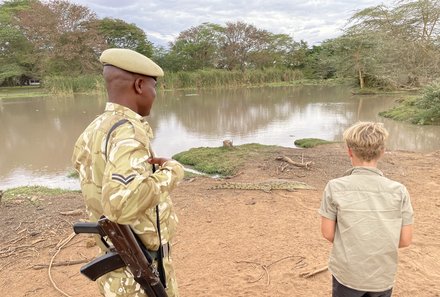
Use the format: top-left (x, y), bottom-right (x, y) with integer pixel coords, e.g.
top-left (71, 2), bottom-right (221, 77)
top-left (137, 76), bottom-right (157, 116)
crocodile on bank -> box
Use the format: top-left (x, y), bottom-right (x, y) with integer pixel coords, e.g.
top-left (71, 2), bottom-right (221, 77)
top-left (209, 180), bottom-right (315, 193)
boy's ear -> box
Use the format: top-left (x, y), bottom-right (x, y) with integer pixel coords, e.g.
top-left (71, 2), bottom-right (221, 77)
top-left (347, 147), bottom-right (353, 158)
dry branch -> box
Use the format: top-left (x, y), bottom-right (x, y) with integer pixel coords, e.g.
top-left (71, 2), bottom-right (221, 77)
top-left (299, 265), bottom-right (328, 278)
top-left (276, 156), bottom-right (313, 169)
top-left (59, 209), bottom-right (83, 216)
top-left (32, 259), bottom-right (88, 270)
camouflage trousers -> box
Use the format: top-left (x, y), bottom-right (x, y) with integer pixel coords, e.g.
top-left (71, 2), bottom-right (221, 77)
top-left (97, 256), bottom-right (178, 297)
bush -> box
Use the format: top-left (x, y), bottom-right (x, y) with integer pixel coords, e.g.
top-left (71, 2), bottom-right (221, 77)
top-left (414, 81), bottom-right (440, 124)
top-left (379, 81), bottom-right (440, 125)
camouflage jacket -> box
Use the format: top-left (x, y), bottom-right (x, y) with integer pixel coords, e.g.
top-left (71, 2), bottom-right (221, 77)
top-left (72, 102), bottom-right (184, 251)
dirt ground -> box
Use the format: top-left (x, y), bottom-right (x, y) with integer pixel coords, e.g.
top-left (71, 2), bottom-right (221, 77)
top-left (1, 143), bottom-right (440, 297)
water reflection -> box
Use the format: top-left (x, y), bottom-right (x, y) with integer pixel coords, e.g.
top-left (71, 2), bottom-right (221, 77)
top-left (0, 85), bottom-right (439, 190)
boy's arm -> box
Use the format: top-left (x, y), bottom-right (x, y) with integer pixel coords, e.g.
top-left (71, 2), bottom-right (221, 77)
top-left (321, 217), bottom-right (336, 243)
top-left (399, 224), bottom-right (413, 248)
top-left (399, 186), bottom-right (413, 248)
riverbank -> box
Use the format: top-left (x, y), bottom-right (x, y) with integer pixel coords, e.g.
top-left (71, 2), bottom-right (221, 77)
top-left (0, 86), bottom-right (48, 99)
top-left (0, 76), bottom-right (348, 99)
top-left (1, 143), bottom-right (439, 296)
top-left (379, 81), bottom-right (440, 125)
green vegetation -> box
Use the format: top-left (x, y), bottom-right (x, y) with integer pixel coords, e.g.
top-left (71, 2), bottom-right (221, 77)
top-left (2, 0), bottom-right (439, 92)
top-left (0, 86), bottom-right (48, 99)
top-left (1, 0), bottom-right (440, 117)
top-left (43, 75), bottom-right (105, 94)
top-left (294, 138), bottom-right (336, 148)
top-left (380, 81), bottom-right (440, 125)
top-left (182, 171), bottom-right (204, 180)
top-left (67, 170), bottom-right (79, 179)
top-left (2, 186), bottom-right (78, 202)
top-left (173, 143), bottom-right (277, 177)
top-left (160, 68), bottom-right (303, 90)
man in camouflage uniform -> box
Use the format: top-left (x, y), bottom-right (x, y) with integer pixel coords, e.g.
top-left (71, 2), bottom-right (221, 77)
top-left (72, 48), bottom-right (184, 297)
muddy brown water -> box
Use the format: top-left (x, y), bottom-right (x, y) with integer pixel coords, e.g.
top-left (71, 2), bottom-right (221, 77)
top-left (1, 85), bottom-right (439, 190)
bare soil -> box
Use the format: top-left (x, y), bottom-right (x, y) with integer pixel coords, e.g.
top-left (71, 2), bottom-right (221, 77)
top-left (1, 143), bottom-right (440, 297)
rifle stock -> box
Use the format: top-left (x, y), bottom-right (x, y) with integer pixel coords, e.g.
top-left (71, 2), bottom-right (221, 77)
top-left (74, 218), bottom-right (168, 297)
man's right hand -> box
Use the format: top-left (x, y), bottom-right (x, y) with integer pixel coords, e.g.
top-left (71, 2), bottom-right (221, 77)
top-left (147, 157), bottom-right (171, 167)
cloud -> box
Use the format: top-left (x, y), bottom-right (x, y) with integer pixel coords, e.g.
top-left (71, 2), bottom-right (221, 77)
top-left (67, 0), bottom-right (385, 47)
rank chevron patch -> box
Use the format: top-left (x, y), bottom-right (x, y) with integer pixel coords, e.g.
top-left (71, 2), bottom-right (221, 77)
top-left (111, 173), bottom-right (136, 185)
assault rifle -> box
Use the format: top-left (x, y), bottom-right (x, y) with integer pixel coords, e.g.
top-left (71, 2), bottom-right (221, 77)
top-left (73, 217), bottom-right (168, 297)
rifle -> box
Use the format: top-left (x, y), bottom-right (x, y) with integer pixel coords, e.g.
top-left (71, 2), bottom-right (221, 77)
top-left (74, 217), bottom-right (168, 297)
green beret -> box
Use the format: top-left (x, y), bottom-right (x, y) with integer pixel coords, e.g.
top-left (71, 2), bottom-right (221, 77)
top-left (99, 48), bottom-right (164, 77)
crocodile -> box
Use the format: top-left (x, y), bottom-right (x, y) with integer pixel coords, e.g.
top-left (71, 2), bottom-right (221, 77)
top-left (209, 180), bottom-right (315, 193)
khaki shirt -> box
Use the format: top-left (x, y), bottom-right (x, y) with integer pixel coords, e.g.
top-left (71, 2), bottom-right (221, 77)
top-left (319, 167), bottom-right (413, 291)
top-left (72, 102), bottom-right (184, 251)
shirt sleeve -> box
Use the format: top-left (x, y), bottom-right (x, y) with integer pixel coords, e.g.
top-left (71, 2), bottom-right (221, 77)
top-left (101, 123), bottom-right (184, 225)
top-left (319, 182), bottom-right (337, 221)
top-left (401, 186), bottom-right (414, 226)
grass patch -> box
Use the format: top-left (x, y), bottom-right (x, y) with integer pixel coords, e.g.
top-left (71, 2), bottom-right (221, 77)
top-left (67, 170), bottom-right (79, 179)
top-left (294, 138), bottom-right (336, 148)
top-left (183, 171), bottom-right (203, 179)
top-left (173, 143), bottom-right (277, 177)
top-left (0, 86), bottom-right (49, 99)
top-left (2, 186), bottom-right (78, 202)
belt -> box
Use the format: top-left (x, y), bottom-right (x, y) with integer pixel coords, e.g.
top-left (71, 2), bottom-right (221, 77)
top-left (148, 242), bottom-right (170, 260)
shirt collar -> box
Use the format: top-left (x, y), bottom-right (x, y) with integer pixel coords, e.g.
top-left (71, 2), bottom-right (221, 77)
top-left (105, 102), bottom-right (145, 122)
top-left (344, 166), bottom-right (384, 177)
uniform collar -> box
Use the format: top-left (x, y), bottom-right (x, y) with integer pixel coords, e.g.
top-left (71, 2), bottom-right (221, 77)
top-left (344, 166), bottom-right (384, 177)
top-left (105, 102), bottom-right (144, 122)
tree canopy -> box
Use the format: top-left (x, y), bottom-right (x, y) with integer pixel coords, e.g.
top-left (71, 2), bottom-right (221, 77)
top-left (1, 0), bottom-right (440, 91)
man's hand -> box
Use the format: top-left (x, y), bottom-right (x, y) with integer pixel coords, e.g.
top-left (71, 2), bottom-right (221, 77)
top-left (147, 157), bottom-right (171, 167)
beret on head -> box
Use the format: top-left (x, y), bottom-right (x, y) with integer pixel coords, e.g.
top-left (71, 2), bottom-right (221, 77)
top-left (99, 48), bottom-right (164, 77)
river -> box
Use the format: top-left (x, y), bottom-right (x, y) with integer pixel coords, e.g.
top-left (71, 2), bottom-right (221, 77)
top-left (1, 85), bottom-right (439, 190)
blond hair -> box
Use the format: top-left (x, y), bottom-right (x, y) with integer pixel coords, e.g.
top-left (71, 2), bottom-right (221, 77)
top-left (343, 122), bottom-right (389, 161)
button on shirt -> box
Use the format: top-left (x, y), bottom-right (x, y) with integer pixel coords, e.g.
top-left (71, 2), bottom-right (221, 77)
top-left (319, 167), bottom-right (414, 292)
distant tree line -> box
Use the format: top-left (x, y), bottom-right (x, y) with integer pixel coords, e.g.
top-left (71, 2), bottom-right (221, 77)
top-left (1, 0), bottom-right (440, 91)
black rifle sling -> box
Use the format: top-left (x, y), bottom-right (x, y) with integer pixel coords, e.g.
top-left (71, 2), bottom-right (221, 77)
top-left (104, 119), bottom-right (129, 159)
top-left (105, 119), bottom-right (167, 288)
top-left (152, 163), bottom-right (167, 288)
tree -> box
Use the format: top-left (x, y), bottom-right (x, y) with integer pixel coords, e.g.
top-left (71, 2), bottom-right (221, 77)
top-left (344, 0), bottom-right (440, 88)
top-left (0, 0), bottom-right (35, 85)
top-left (167, 22), bottom-right (222, 71)
top-left (97, 17), bottom-right (153, 57)
top-left (163, 21), bottom-right (308, 72)
top-left (218, 21), bottom-right (271, 70)
top-left (14, 0), bottom-right (105, 76)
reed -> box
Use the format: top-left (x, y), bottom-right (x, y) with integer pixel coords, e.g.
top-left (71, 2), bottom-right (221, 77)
top-left (43, 68), bottom-right (304, 93)
top-left (43, 75), bottom-right (104, 94)
top-left (159, 68), bottom-right (303, 90)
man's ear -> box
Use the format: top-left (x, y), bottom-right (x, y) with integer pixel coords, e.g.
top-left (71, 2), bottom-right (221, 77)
top-left (134, 78), bottom-right (143, 94)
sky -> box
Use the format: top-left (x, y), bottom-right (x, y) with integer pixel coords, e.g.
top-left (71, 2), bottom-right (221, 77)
top-left (8, 0), bottom-right (390, 47)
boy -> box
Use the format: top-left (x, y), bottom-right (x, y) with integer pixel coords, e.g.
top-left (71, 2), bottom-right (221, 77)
top-left (319, 122), bottom-right (414, 297)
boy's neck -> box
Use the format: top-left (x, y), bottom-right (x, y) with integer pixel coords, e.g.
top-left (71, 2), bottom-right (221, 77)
top-left (351, 158), bottom-right (379, 168)
top-left (347, 147), bottom-right (381, 168)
